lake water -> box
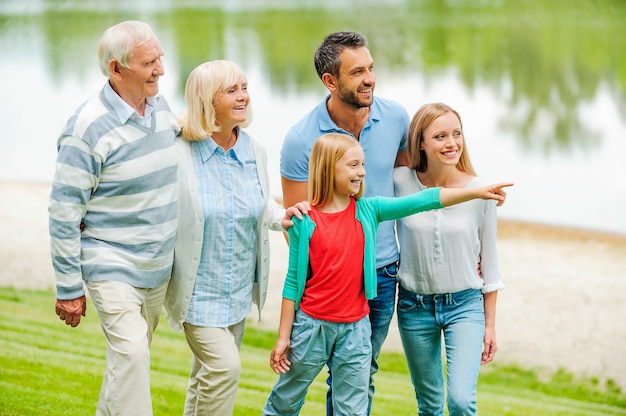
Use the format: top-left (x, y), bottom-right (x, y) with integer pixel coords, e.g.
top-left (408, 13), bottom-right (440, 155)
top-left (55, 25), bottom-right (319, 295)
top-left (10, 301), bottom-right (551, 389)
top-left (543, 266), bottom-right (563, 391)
top-left (1, 0), bottom-right (625, 235)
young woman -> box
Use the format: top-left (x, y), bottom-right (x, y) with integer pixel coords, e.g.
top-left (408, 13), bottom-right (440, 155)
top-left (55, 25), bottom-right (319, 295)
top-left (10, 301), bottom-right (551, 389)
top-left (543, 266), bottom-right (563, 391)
top-left (164, 60), bottom-right (306, 416)
top-left (262, 132), bottom-right (512, 415)
top-left (394, 102), bottom-right (505, 415)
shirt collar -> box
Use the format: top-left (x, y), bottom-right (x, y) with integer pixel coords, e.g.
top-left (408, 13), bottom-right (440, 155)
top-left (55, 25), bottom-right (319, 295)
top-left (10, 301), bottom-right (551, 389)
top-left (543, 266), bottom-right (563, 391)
top-left (317, 95), bottom-right (380, 132)
top-left (103, 81), bottom-right (158, 125)
top-left (196, 127), bottom-right (245, 166)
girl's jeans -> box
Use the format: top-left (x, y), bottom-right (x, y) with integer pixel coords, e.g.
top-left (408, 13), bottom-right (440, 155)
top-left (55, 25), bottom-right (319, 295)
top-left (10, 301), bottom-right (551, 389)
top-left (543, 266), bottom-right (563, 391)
top-left (326, 261), bottom-right (398, 415)
top-left (263, 309), bottom-right (372, 416)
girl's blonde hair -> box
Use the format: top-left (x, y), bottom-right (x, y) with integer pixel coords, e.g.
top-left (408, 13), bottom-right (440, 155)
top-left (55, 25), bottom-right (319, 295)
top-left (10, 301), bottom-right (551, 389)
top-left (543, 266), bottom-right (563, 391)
top-left (179, 60), bottom-right (253, 141)
top-left (308, 133), bottom-right (364, 207)
top-left (407, 102), bottom-right (476, 175)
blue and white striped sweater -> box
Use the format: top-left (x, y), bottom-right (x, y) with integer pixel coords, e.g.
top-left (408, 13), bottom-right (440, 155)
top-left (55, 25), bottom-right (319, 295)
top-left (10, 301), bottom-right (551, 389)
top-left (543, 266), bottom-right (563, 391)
top-left (49, 89), bottom-right (180, 300)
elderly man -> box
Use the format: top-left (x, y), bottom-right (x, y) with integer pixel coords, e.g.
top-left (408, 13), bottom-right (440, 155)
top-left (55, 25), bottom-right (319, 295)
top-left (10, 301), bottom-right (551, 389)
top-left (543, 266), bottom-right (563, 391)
top-left (49, 20), bottom-right (179, 415)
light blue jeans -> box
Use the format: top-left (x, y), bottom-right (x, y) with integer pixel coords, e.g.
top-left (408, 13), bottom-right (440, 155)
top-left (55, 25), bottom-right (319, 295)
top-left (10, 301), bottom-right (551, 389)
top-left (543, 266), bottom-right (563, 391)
top-left (326, 261), bottom-right (398, 415)
top-left (397, 285), bottom-right (485, 416)
top-left (263, 309), bottom-right (372, 416)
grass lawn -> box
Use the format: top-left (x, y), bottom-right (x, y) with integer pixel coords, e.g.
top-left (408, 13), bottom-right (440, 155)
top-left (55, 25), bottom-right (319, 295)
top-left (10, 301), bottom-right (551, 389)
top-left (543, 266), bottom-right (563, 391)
top-left (1, 288), bottom-right (625, 415)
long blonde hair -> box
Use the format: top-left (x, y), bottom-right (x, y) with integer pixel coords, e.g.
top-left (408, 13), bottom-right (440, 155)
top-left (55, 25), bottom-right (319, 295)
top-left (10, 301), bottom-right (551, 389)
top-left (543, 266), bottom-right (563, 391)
top-left (308, 133), bottom-right (364, 207)
top-left (179, 60), bottom-right (253, 141)
top-left (407, 102), bottom-right (476, 175)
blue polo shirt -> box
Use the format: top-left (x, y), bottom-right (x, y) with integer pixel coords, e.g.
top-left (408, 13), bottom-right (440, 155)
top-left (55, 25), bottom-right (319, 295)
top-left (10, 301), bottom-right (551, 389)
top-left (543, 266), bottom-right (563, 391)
top-left (280, 95), bottom-right (409, 268)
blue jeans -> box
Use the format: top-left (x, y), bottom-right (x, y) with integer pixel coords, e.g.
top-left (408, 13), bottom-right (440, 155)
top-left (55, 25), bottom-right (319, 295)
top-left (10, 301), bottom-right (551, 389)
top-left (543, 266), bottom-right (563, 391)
top-left (397, 285), bottom-right (485, 416)
top-left (263, 310), bottom-right (371, 416)
top-left (326, 261), bottom-right (398, 415)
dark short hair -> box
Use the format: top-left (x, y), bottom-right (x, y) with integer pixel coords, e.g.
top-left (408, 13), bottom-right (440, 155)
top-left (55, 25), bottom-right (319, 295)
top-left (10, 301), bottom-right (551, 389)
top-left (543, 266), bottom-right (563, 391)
top-left (313, 31), bottom-right (368, 79)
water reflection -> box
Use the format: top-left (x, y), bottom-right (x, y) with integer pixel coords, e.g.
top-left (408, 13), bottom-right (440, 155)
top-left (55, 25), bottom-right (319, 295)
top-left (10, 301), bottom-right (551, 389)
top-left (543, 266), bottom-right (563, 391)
top-left (1, 0), bottom-right (625, 233)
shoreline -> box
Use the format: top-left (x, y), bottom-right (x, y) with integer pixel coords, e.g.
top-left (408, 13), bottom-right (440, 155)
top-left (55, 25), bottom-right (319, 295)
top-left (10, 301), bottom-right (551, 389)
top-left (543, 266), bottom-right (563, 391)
top-left (2, 180), bottom-right (625, 390)
top-left (497, 218), bottom-right (626, 244)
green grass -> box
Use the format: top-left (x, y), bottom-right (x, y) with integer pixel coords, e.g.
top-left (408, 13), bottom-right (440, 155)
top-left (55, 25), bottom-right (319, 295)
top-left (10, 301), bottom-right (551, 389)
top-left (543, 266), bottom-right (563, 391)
top-left (1, 287), bottom-right (625, 415)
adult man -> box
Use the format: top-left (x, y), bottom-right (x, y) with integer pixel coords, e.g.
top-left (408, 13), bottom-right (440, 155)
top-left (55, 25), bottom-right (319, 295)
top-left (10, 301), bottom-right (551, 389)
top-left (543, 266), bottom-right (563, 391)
top-left (49, 21), bottom-right (179, 415)
top-left (280, 31), bottom-right (410, 414)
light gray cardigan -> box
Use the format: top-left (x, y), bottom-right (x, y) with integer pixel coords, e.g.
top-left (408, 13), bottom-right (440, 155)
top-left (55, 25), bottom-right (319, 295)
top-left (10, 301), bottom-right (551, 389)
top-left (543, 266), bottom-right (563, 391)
top-left (164, 135), bottom-right (286, 332)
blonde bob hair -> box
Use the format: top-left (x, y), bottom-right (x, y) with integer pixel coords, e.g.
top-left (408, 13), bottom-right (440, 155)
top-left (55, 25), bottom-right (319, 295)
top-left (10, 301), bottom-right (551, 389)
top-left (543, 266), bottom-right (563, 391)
top-left (179, 60), bottom-right (253, 141)
top-left (308, 133), bottom-right (365, 207)
top-left (408, 102), bottom-right (476, 176)
top-left (98, 20), bottom-right (155, 77)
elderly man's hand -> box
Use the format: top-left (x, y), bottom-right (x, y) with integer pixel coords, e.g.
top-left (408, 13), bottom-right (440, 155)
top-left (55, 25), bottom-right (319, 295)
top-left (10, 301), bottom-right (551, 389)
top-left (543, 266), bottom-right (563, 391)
top-left (56, 296), bottom-right (87, 327)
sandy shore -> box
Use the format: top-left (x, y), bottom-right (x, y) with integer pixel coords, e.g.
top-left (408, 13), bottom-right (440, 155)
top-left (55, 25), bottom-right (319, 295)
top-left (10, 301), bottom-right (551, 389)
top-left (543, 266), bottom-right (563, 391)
top-left (2, 180), bottom-right (625, 390)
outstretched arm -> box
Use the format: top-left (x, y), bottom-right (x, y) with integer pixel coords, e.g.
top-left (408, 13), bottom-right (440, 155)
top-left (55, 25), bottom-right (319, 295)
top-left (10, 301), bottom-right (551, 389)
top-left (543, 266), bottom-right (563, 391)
top-left (439, 182), bottom-right (513, 208)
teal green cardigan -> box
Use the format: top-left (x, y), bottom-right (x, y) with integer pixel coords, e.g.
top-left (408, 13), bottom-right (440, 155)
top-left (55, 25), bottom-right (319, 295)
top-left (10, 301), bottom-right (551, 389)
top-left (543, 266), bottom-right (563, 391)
top-left (283, 187), bottom-right (443, 309)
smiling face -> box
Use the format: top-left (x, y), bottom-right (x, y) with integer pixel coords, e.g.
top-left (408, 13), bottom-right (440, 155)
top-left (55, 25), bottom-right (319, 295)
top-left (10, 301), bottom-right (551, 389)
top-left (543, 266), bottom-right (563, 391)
top-left (116, 35), bottom-right (164, 102)
top-left (335, 46), bottom-right (376, 109)
top-left (213, 74), bottom-right (249, 128)
top-left (334, 144), bottom-right (366, 197)
top-left (420, 111), bottom-right (464, 168)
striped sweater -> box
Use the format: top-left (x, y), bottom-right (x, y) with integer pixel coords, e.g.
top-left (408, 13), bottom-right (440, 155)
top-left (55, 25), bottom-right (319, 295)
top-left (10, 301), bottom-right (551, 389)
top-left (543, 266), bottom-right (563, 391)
top-left (49, 86), bottom-right (180, 300)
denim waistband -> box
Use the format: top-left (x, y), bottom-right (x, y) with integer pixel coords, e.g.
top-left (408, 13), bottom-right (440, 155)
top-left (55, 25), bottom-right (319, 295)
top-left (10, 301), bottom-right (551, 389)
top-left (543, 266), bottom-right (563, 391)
top-left (376, 260), bottom-right (399, 272)
top-left (398, 284), bottom-right (481, 306)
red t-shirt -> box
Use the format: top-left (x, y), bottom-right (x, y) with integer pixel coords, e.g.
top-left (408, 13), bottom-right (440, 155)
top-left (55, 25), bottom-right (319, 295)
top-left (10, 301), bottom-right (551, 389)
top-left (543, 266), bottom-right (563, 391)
top-left (299, 198), bottom-right (369, 323)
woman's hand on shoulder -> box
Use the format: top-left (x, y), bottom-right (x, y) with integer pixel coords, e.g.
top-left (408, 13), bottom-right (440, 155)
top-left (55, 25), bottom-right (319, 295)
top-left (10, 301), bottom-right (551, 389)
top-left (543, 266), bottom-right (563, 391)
top-left (281, 200), bottom-right (311, 229)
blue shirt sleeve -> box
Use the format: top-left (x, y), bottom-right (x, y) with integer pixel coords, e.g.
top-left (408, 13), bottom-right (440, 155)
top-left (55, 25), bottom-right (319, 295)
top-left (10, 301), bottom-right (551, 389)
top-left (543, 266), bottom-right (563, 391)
top-left (280, 127), bottom-right (310, 182)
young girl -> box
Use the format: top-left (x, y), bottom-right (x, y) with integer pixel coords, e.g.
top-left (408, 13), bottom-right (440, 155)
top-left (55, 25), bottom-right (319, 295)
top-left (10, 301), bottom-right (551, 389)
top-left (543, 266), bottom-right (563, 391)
top-left (262, 133), bottom-right (512, 415)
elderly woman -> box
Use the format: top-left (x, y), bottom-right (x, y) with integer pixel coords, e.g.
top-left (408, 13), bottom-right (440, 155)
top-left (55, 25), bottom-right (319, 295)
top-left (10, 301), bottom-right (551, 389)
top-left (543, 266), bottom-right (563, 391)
top-left (164, 60), bottom-right (305, 415)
